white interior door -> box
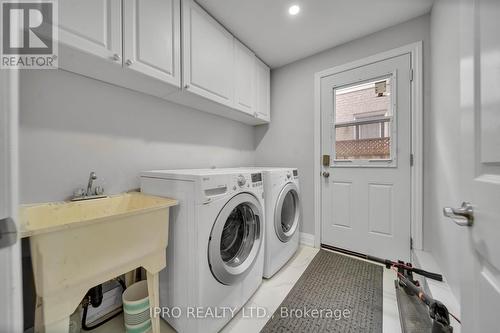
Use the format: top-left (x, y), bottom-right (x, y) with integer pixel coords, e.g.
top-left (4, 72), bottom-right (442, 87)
top-left (0, 70), bottom-right (22, 332)
top-left (320, 54), bottom-right (412, 261)
top-left (458, 0), bottom-right (500, 331)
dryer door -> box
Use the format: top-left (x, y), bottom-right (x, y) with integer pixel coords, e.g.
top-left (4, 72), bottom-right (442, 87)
top-left (209, 193), bottom-right (263, 285)
top-left (274, 183), bottom-right (300, 242)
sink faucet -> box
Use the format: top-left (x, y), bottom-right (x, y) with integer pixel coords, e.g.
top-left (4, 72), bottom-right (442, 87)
top-left (86, 171), bottom-right (97, 196)
top-left (72, 171), bottom-right (106, 201)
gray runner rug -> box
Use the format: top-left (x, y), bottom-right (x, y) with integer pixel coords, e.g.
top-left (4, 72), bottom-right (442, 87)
top-left (261, 249), bottom-right (383, 333)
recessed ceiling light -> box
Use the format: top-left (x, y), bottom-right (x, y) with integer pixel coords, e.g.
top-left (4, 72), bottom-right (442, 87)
top-left (288, 5), bottom-right (300, 16)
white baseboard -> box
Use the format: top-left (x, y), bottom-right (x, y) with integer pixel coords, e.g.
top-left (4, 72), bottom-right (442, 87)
top-left (299, 232), bottom-right (315, 247)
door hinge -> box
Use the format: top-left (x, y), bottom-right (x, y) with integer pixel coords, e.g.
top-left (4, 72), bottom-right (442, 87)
top-left (410, 237), bottom-right (413, 250)
top-left (410, 154), bottom-right (414, 167)
top-left (409, 69), bottom-right (414, 82)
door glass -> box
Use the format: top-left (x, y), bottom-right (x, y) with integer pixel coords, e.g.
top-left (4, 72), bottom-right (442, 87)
top-left (334, 77), bottom-right (393, 162)
top-left (220, 203), bottom-right (257, 267)
top-left (281, 191), bottom-right (297, 233)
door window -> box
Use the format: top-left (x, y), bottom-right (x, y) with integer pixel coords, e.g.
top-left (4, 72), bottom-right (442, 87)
top-left (281, 191), bottom-right (297, 233)
top-left (220, 203), bottom-right (257, 267)
top-left (209, 193), bottom-right (263, 285)
top-left (333, 76), bottom-right (396, 166)
top-left (275, 185), bottom-right (300, 242)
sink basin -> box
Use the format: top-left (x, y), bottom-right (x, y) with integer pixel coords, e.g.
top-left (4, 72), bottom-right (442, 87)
top-left (19, 192), bottom-right (177, 332)
top-left (20, 192), bottom-right (177, 237)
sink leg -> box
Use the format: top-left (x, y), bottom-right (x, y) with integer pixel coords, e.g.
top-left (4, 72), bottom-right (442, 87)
top-left (34, 296), bottom-right (44, 333)
top-left (147, 271), bottom-right (160, 333)
top-left (34, 296), bottom-right (70, 333)
top-left (43, 317), bottom-right (69, 333)
top-left (124, 270), bottom-right (136, 288)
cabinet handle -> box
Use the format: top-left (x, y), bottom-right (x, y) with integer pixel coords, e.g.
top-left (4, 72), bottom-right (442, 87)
top-left (125, 59), bottom-right (133, 66)
top-left (112, 54), bottom-right (121, 62)
top-left (184, 84), bottom-right (190, 89)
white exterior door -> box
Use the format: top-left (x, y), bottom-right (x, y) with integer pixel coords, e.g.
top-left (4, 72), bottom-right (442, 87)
top-left (123, 0), bottom-right (181, 86)
top-left (58, 0), bottom-right (122, 63)
top-left (0, 71), bottom-right (22, 332)
top-left (320, 54), bottom-right (412, 261)
top-left (458, 0), bottom-right (500, 331)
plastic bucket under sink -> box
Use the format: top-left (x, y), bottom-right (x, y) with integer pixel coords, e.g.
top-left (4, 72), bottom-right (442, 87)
top-left (122, 280), bottom-right (151, 333)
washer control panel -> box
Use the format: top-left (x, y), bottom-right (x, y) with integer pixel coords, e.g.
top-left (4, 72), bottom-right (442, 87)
top-left (232, 173), bottom-right (262, 190)
top-left (237, 174), bottom-right (246, 187)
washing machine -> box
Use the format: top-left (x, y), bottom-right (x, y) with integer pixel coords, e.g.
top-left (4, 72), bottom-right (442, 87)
top-left (260, 168), bottom-right (301, 278)
top-left (140, 169), bottom-right (264, 333)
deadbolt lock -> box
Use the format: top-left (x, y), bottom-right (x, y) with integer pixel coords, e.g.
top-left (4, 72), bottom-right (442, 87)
top-left (322, 155), bottom-right (330, 166)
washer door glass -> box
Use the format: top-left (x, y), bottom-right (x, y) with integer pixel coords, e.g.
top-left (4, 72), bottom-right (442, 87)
top-left (275, 183), bottom-right (300, 242)
top-left (209, 193), bottom-right (263, 285)
top-left (220, 203), bottom-right (257, 267)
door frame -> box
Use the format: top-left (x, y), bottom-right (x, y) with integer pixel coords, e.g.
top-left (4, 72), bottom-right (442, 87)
top-left (313, 41), bottom-right (424, 250)
top-left (0, 70), bottom-right (23, 331)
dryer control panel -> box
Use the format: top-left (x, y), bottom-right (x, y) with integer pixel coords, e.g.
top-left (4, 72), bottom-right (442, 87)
top-left (251, 172), bottom-right (263, 188)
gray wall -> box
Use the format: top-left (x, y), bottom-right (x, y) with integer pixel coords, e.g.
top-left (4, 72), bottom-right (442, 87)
top-left (18, 6), bottom-right (468, 324)
top-left (19, 69), bottom-right (255, 203)
top-left (425, 0), bottom-right (463, 298)
top-left (255, 14), bottom-right (431, 235)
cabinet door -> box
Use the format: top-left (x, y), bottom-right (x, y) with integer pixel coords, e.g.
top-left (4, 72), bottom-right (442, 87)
top-left (58, 0), bottom-right (122, 64)
top-left (234, 40), bottom-right (255, 115)
top-left (182, 0), bottom-right (234, 106)
top-left (255, 58), bottom-right (271, 122)
top-left (124, 0), bottom-right (181, 87)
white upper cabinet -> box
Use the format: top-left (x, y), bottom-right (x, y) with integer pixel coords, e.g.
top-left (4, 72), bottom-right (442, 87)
top-left (57, 0), bottom-right (270, 125)
top-left (58, 0), bottom-right (122, 64)
top-left (255, 58), bottom-right (271, 122)
top-left (123, 0), bottom-right (181, 86)
top-left (234, 40), bottom-right (256, 115)
top-left (182, 0), bottom-right (235, 107)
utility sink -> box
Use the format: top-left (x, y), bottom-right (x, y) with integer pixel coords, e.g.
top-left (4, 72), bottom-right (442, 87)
top-left (20, 192), bottom-right (177, 237)
top-left (19, 192), bottom-right (177, 333)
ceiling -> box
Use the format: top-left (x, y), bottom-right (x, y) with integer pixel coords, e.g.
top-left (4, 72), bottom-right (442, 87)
top-left (196, 0), bottom-right (433, 68)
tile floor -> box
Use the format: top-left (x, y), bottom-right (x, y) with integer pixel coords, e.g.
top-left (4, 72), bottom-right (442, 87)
top-left (93, 246), bottom-right (401, 333)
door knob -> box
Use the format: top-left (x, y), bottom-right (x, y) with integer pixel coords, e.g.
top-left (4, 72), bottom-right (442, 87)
top-left (443, 202), bottom-right (474, 226)
top-left (322, 171), bottom-right (330, 178)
